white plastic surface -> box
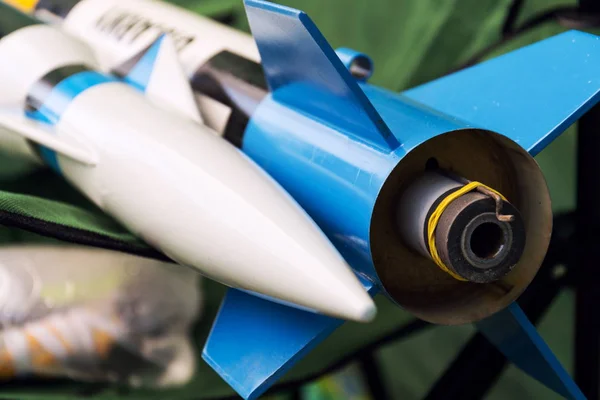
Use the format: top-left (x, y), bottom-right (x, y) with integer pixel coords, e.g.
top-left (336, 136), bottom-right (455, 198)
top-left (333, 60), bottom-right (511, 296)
top-left (56, 83), bottom-right (375, 322)
top-left (60, 0), bottom-right (259, 132)
top-left (133, 35), bottom-right (203, 123)
top-left (63, 0), bottom-right (260, 73)
top-left (0, 24), bottom-right (97, 107)
top-left (0, 24), bottom-right (97, 161)
top-left (0, 111), bottom-right (97, 165)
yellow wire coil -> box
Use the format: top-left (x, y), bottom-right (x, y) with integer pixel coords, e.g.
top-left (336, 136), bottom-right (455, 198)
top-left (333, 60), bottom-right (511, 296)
top-left (427, 181), bottom-right (507, 281)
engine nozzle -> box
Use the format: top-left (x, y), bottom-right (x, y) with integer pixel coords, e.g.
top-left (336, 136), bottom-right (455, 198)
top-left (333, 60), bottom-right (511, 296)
top-left (397, 171), bottom-right (526, 283)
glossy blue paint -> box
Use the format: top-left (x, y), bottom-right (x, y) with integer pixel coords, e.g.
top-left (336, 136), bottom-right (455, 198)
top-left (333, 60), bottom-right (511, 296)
top-left (244, 97), bottom-right (395, 281)
top-left (204, 277), bottom-right (378, 400)
top-left (243, 88), bottom-right (466, 283)
top-left (477, 303), bottom-right (585, 400)
top-left (26, 70), bottom-right (116, 172)
top-left (335, 47), bottom-right (374, 81)
top-left (203, 1), bottom-right (600, 398)
top-left (122, 34), bottom-right (165, 91)
top-left (244, 0), bottom-right (399, 152)
top-left (404, 30), bottom-right (600, 156)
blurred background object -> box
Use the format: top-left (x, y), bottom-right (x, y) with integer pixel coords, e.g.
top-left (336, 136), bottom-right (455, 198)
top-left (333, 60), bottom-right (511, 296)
top-left (0, 246), bottom-right (201, 388)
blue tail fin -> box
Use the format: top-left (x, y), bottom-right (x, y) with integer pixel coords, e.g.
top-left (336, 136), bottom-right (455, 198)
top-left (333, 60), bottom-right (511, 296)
top-left (244, 0), bottom-right (399, 151)
top-left (477, 303), bottom-right (585, 400)
top-left (203, 276), bottom-right (376, 400)
top-left (403, 30), bottom-right (600, 156)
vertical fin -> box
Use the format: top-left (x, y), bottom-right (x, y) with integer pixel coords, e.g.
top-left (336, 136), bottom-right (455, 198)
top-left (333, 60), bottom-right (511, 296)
top-left (244, 0), bottom-right (398, 151)
top-left (121, 35), bottom-right (202, 123)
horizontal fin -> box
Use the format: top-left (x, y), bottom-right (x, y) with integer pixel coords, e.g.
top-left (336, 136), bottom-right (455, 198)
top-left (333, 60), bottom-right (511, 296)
top-left (203, 275), bottom-right (376, 400)
top-left (403, 30), bottom-right (600, 156)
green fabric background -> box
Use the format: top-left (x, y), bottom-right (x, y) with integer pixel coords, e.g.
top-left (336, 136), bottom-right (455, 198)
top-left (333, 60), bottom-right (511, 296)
top-left (0, 0), bottom-right (587, 399)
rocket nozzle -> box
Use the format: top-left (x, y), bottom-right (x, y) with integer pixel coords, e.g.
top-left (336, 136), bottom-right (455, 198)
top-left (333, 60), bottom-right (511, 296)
top-left (396, 170), bottom-right (526, 284)
top-left (431, 189), bottom-right (526, 283)
top-left (370, 129), bottom-right (552, 325)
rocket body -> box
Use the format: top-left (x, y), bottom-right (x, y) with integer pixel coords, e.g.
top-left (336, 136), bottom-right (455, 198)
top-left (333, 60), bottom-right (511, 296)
top-left (63, 0), bottom-right (260, 69)
top-left (29, 0), bottom-right (552, 322)
top-left (0, 15), bottom-right (376, 323)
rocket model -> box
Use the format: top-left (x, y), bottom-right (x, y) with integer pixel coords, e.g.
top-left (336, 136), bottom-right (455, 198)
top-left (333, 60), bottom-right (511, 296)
top-left (15, 0), bottom-right (550, 320)
top-left (8, 0), bottom-right (600, 399)
top-left (0, 4), bottom-right (377, 324)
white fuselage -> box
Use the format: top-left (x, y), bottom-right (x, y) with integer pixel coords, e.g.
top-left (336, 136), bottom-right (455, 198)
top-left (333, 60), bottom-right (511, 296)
top-left (0, 24), bottom-right (376, 323)
top-left (59, 84), bottom-right (323, 285)
top-left (56, 0), bottom-right (260, 132)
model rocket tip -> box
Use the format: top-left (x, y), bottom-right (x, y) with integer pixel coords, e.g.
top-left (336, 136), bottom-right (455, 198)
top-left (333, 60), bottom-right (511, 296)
top-left (352, 299), bottom-right (377, 323)
top-left (315, 274), bottom-right (377, 323)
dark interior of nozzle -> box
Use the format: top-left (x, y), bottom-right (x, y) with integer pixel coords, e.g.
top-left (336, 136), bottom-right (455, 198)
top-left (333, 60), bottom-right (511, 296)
top-left (470, 222), bottom-right (503, 259)
top-left (435, 192), bottom-right (527, 283)
top-left (370, 129), bottom-right (552, 325)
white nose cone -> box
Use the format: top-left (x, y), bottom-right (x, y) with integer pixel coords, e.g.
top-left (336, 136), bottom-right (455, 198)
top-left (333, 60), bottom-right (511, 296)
top-left (59, 86), bottom-right (375, 323)
top-left (138, 143), bottom-right (377, 322)
top-left (154, 143), bottom-right (378, 323)
top-left (217, 167), bottom-right (378, 322)
top-left (203, 150), bottom-right (378, 322)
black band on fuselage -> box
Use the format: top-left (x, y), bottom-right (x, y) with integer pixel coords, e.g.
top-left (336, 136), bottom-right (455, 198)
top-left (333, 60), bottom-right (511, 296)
top-left (25, 64), bottom-right (91, 161)
top-left (191, 50), bottom-right (268, 148)
top-left (25, 64), bottom-right (91, 114)
top-left (115, 48), bottom-right (267, 148)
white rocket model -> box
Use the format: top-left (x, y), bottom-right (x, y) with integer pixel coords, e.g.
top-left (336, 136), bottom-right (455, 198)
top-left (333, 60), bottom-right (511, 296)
top-left (0, 6), bottom-right (376, 323)
top-left (21, 0), bottom-right (261, 131)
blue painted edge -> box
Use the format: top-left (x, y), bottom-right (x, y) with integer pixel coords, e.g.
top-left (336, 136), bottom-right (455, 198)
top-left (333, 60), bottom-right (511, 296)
top-left (403, 30), bottom-right (600, 157)
top-left (203, 309), bottom-right (342, 400)
top-left (202, 291), bottom-right (344, 400)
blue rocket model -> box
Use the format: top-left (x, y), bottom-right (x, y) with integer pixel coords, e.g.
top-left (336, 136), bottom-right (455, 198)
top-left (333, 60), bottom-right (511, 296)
top-left (16, 0), bottom-right (600, 398)
top-left (199, 2), bottom-right (598, 399)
